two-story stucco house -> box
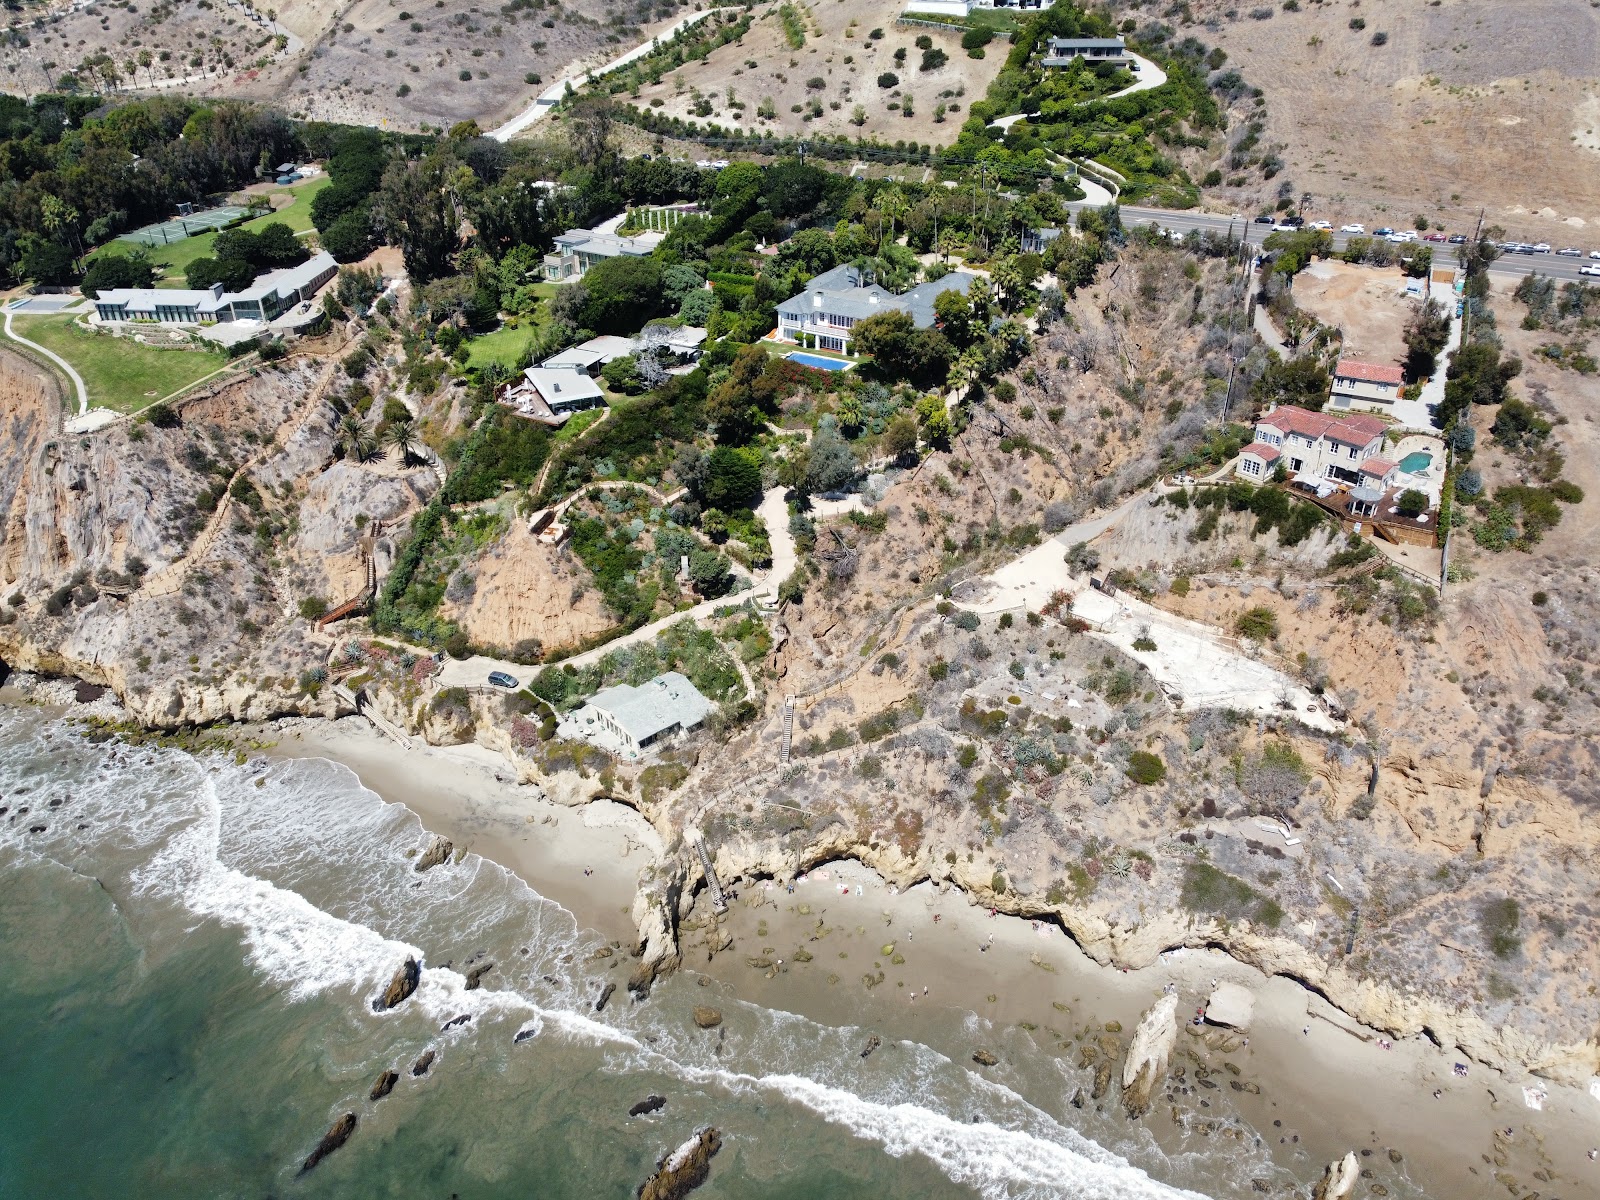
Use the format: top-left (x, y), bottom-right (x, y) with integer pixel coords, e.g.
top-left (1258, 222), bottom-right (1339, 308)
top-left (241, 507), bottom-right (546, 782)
top-left (1328, 358), bottom-right (1406, 413)
top-left (1042, 36), bottom-right (1134, 69)
top-left (1237, 405), bottom-right (1398, 490)
top-left (774, 264), bottom-right (978, 353)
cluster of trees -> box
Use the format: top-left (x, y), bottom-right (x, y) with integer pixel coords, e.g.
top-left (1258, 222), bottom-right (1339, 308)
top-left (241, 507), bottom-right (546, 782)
top-left (186, 221), bottom-right (307, 290)
top-left (1, 93), bottom-right (305, 284)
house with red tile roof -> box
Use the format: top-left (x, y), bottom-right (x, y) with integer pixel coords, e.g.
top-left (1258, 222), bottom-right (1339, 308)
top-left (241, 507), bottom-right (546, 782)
top-left (1329, 357), bottom-right (1406, 414)
top-left (1238, 405), bottom-right (1391, 487)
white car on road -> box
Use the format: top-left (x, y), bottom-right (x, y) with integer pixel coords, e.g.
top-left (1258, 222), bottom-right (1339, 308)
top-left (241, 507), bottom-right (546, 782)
top-left (1307, 220), bottom-right (1332, 230)
top-left (1581, 264), bottom-right (1600, 277)
top-left (1339, 223), bottom-right (1365, 233)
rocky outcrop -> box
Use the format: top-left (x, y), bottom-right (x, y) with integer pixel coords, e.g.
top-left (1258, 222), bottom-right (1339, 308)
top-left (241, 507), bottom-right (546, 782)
top-left (692, 1006), bottom-right (722, 1029)
top-left (299, 1112), bottom-right (356, 1173)
top-left (971, 1048), bottom-right (998, 1067)
top-left (637, 1128), bottom-right (722, 1200)
top-left (369, 1070), bottom-right (398, 1101)
top-left (629, 1095), bottom-right (667, 1117)
top-left (595, 981), bottom-right (617, 1012)
top-left (410, 1049), bottom-right (436, 1077)
top-left (414, 835), bottom-right (453, 872)
top-left (1121, 995), bottom-right (1178, 1119)
top-left (628, 859), bottom-right (686, 999)
top-left (1206, 983), bottom-right (1255, 1030)
top-left (1312, 1152), bottom-right (1360, 1200)
top-left (374, 956), bottom-right (421, 1011)
top-left (465, 962), bottom-right (495, 990)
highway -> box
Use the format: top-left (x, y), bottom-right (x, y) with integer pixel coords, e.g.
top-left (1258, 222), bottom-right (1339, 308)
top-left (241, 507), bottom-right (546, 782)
top-left (1091, 204), bottom-right (1600, 284)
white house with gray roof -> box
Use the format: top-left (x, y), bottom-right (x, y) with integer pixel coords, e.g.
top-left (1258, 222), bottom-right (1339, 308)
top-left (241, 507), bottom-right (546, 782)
top-left (775, 264), bottom-right (979, 353)
top-left (91, 252), bottom-right (338, 326)
top-left (562, 672), bottom-right (714, 757)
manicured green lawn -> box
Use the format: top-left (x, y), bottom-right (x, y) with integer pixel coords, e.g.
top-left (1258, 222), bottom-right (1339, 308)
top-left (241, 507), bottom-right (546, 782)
top-left (553, 407), bottom-right (605, 442)
top-left (93, 176), bottom-right (331, 288)
top-left (10, 315), bottom-right (232, 414)
top-left (465, 322), bottom-right (536, 371)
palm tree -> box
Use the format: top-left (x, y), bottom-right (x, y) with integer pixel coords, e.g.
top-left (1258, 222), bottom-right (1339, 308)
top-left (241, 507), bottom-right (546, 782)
top-left (383, 418), bottom-right (420, 466)
top-left (338, 414), bottom-right (378, 463)
top-left (877, 185), bottom-right (909, 240)
top-left (990, 255), bottom-right (1028, 314)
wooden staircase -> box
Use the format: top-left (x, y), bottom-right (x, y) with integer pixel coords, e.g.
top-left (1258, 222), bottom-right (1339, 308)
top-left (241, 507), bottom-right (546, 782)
top-left (317, 522), bottom-right (381, 630)
top-left (777, 694), bottom-right (796, 766)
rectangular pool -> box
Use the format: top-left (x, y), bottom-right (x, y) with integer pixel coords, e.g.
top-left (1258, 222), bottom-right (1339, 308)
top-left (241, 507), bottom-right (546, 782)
top-left (786, 351), bottom-right (853, 372)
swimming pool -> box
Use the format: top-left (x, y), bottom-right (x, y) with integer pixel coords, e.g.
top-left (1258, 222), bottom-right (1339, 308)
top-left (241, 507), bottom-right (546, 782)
top-left (786, 351), bottom-right (853, 372)
top-left (1398, 451), bottom-right (1433, 473)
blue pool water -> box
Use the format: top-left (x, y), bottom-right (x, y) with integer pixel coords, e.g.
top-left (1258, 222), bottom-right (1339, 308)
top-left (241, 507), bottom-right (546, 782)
top-left (786, 351), bottom-right (853, 371)
top-left (1398, 451), bottom-right (1433, 473)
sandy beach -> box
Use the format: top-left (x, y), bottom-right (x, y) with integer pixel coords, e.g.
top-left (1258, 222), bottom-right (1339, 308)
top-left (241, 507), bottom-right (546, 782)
top-left (264, 716), bottom-right (1600, 1200)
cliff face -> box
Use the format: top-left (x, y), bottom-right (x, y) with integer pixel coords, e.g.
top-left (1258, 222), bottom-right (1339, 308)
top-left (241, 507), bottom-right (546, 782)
top-left (0, 349), bottom-right (434, 726)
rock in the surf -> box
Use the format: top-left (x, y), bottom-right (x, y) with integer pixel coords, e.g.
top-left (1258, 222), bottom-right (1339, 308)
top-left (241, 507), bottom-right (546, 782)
top-left (692, 1006), bottom-right (723, 1029)
top-left (971, 1048), bottom-right (999, 1067)
top-left (1312, 1152), bottom-right (1361, 1200)
top-left (629, 1095), bottom-right (667, 1117)
top-left (374, 956), bottom-right (421, 1011)
top-left (300, 1112), bottom-right (356, 1173)
top-left (414, 835), bottom-right (453, 872)
top-left (637, 1127), bottom-right (722, 1200)
top-left (1121, 994), bottom-right (1179, 1119)
top-left (860, 1034), bottom-right (881, 1059)
top-left (411, 1050), bottom-right (436, 1078)
top-left (464, 962), bottom-right (495, 990)
top-left (596, 982), bottom-right (617, 1012)
top-left (369, 1070), bottom-right (398, 1101)
top-left (441, 1013), bottom-right (472, 1031)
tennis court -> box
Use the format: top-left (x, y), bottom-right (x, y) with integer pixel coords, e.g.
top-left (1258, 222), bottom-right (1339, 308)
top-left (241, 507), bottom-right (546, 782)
top-left (117, 205), bottom-right (250, 248)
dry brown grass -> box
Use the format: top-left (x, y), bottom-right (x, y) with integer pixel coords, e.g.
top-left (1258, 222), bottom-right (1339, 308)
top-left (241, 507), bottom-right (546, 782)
top-left (632, 0), bottom-right (1004, 148)
top-left (1188, 0), bottom-right (1600, 243)
top-left (1291, 260), bottom-right (1416, 369)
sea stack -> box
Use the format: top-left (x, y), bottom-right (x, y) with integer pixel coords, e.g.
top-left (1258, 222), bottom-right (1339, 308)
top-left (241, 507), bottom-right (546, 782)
top-left (375, 956), bottom-right (422, 1011)
top-left (1312, 1152), bottom-right (1361, 1200)
top-left (299, 1112), bottom-right (357, 1174)
top-left (414, 835), bottom-right (453, 873)
top-left (369, 1070), bottom-right (399, 1101)
top-left (1121, 994), bottom-right (1179, 1119)
top-left (637, 1127), bottom-right (722, 1200)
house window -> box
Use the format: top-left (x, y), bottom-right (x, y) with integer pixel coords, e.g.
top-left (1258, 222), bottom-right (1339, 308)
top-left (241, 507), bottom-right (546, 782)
top-left (1348, 446), bottom-right (1357, 459)
top-left (1289, 458), bottom-right (1303, 472)
top-left (1241, 459), bottom-right (1259, 476)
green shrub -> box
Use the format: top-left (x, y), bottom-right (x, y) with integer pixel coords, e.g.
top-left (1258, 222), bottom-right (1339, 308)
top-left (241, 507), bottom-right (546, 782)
top-left (1125, 750), bottom-right (1166, 785)
top-left (1234, 607), bottom-right (1280, 641)
top-left (1181, 863), bottom-right (1281, 927)
top-left (1478, 897), bottom-right (1521, 959)
top-left (929, 659), bottom-right (950, 681)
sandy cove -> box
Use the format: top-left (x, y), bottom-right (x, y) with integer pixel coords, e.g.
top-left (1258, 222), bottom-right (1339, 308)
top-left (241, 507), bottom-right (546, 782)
top-left (268, 716), bottom-right (1600, 1200)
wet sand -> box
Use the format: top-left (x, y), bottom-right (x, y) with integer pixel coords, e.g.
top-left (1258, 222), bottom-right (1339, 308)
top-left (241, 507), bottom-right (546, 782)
top-left (268, 718), bottom-right (1600, 1200)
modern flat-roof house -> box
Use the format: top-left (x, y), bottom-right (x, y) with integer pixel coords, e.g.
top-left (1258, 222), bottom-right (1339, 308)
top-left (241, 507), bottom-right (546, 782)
top-left (1328, 358), bottom-right (1406, 413)
top-left (566, 672), bottom-right (714, 757)
top-left (92, 252), bottom-right (338, 326)
top-left (1237, 405), bottom-right (1395, 490)
top-left (904, 0), bottom-right (1053, 17)
top-left (541, 227), bottom-right (659, 282)
top-left (775, 264), bottom-right (979, 353)
top-left (499, 364), bottom-right (606, 425)
top-left (1042, 36), bottom-right (1134, 69)
top-left (540, 327), bottom-right (709, 375)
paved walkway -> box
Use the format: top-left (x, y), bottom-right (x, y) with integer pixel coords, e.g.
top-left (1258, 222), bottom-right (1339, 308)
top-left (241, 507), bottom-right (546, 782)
top-left (489, 8), bottom-right (735, 141)
top-left (751, 486), bottom-right (796, 604)
top-left (3, 304), bottom-right (88, 414)
top-left (1400, 305), bottom-right (1461, 432)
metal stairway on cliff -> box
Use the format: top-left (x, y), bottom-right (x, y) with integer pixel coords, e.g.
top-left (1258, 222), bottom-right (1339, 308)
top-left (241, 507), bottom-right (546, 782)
top-left (686, 827), bottom-right (728, 914)
top-left (777, 695), bottom-right (796, 766)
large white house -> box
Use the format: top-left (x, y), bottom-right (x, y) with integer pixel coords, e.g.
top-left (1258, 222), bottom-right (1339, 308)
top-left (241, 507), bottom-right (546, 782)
top-left (541, 227), bottom-right (661, 282)
top-left (905, 0), bottom-right (1052, 16)
top-left (91, 252), bottom-right (338, 326)
top-left (775, 264), bottom-right (978, 353)
top-left (1237, 405), bottom-right (1398, 490)
top-left (499, 364), bottom-right (606, 424)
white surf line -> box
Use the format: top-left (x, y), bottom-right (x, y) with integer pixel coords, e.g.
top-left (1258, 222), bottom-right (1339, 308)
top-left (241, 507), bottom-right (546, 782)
top-left (488, 8), bottom-right (737, 142)
top-left (3, 304), bottom-right (89, 414)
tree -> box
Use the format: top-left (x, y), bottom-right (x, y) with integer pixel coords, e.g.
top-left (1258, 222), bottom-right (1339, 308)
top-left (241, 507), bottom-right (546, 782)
top-left (1252, 353), bottom-right (1330, 411)
top-left (687, 546), bottom-right (733, 598)
top-left (876, 185), bottom-right (909, 238)
top-left (578, 255), bottom-right (664, 335)
top-left (678, 289), bottom-right (714, 325)
top-left (337, 414), bottom-right (378, 463)
top-left (877, 72), bottom-right (899, 89)
top-left (661, 263), bottom-right (705, 306)
top-left (1396, 489), bottom-right (1428, 518)
top-left (80, 252), bottom-right (153, 297)
top-left (383, 418), bottom-right (420, 465)
top-left (883, 413), bottom-right (919, 463)
top-left (914, 392), bottom-right (951, 445)
top-left (1402, 298), bottom-right (1451, 379)
top-left (319, 207), bottom-right (376, 262)
top-left (18, 239), bottom-right (75, 285)
top-left (253, 221), bottom-right (306, 265)
top-left (706, 343), bottom-right (782, 444)
top-left (851, 309), bottom-right (954, 389)
top-left (761, 158), bottom-right (830, 218)
top-left (803, 417), bottom-right (858, 494)
top-left (990, 255), bottom-right (1031, 313)
top-left (701, 445), bottom-right (762, 509)
top-left (375, 155), bottom-right (461, 284)
top-left (1439, 340), bottom-right (1521, 429)
top-left (186, 255), bottom-right (255, 291)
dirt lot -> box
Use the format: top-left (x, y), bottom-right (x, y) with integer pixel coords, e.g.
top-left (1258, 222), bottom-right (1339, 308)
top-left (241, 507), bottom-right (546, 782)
top-left (1187, 0), bottom-right (1600, 245)
top-left (1292, 260), bottom-right (1419, 369)
top-left (636, 0), bottom-right (1004, 148)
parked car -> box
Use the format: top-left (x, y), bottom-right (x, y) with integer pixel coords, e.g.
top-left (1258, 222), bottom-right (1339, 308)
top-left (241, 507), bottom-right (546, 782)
top-left (1271, 222), bottom-right (1298, 232)
top-left (487, 671), bottom-right (520, 689)
top-left (1590, 250), bottom-right (1600, 259)
top-left (1423, 232), bottom-right (1447, 242)
top-left (1373, 226), bottom-right (1395, 236)
top-left (1447, 234), bottom-right (1467, 244)
top-left (1580, 264), bottom-right (1600, 277)
top-left (1254, 214), bottom-right (1275, 224)
top-left (1281, 215), bottom-right (1305, 227)
top-left (1386, 231), bottom-right (1415, 244)
top-left (1556, 247), bottom-right (1582, 256)
top-left (1339, 223), bottom-right (1365, 233)
top-left (1531, 242), bottom-right (1552, 253)
top-left (1308, 220), bottom-right (1332, 230)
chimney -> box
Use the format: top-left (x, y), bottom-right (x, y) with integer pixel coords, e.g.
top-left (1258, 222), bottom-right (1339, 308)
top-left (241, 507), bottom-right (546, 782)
top-left (210, 282), bottom-right (224, 299)
top-left (812, 292), bottom-right (823, 308)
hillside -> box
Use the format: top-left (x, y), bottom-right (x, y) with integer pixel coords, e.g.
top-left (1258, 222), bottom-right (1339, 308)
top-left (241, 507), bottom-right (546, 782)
top-left (1177, 0), bottom-right (1600, 239)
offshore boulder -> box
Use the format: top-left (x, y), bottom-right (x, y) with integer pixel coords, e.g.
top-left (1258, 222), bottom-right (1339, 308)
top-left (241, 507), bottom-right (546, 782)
top-left (637, 1127), bottom-right (722, 1200)
top-left (374, 956), bottom-right (421, 1011)
top-left (299, 1113), bottom-right (356, 1174)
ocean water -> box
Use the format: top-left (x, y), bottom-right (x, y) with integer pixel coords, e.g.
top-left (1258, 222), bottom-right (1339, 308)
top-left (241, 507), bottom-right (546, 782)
top-left (0, 705), bottom-right (1295, 1199)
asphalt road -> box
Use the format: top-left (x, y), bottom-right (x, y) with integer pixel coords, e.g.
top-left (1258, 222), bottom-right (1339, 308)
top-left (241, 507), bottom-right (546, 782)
top-left (1080, 204), bottom-right (1600, 284)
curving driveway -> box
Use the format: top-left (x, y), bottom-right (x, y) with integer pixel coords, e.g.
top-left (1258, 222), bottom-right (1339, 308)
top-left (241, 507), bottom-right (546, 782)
top-left (988, 51), bottom-right (1168, 133)
top-left (3, 304), bottom-right (88, 414)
